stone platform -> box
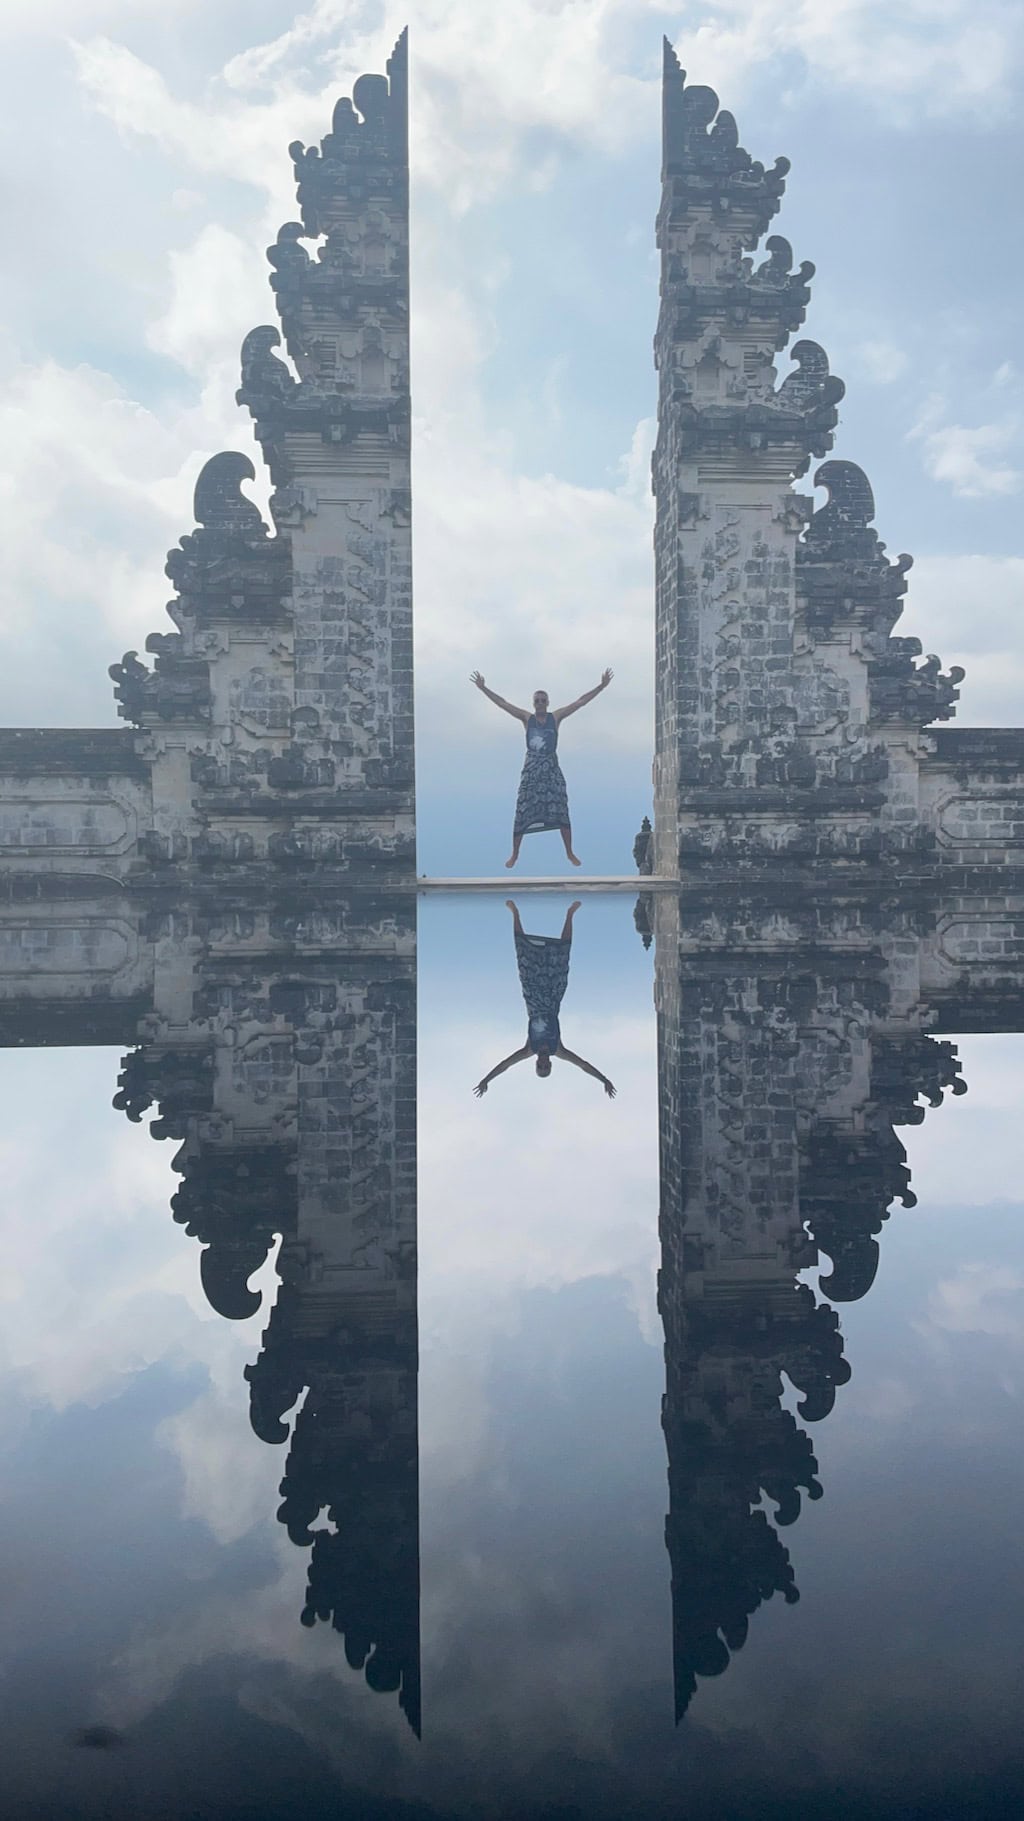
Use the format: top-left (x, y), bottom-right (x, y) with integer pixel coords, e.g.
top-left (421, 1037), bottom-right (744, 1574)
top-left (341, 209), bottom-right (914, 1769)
top-left (417, 875), bottom-right (677, 893)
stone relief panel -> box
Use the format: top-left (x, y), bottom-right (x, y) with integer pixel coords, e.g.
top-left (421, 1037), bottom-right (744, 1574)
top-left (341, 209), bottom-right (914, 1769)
top-left (937, 795), bottom-right (1024, 848)
top-left (0, 797), bottom-right (135, 854)
top-left (0, 918), bottom-right (139, 983)
top-left (938, 915), bottom-right (1024, 967)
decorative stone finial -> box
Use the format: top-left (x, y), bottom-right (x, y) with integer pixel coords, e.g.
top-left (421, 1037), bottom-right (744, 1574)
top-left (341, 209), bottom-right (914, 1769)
top-left (662, 36), bottom-right (789, 236)
top-left (193, 451), bottom-right (265, 533)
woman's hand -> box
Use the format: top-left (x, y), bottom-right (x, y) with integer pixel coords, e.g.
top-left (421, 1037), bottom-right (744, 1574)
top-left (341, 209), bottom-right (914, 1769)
top-left (473, 1080), bottom-right (488, 1097)
top-left (470, 671), bottom-right (486, 690)
top-left (604, 1080), bottom-right (617, 1098)
top-left (601, 668), bottom-right (614, 689)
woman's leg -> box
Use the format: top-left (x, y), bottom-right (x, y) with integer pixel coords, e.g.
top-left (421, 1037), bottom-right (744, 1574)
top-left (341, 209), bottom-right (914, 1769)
top-left (559, 825), bottom-right (581, 866)
top-left (559, 900), bottom-right (581, 942)
top-left (505, 833), bottom-right (523, 868)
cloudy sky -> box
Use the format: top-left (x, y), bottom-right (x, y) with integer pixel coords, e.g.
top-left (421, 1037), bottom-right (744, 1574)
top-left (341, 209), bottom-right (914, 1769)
top-left (1, 0), bottom-right (1023, 874)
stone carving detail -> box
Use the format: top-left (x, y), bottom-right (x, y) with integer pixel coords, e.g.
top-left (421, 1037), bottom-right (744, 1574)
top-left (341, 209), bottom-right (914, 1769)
top-left (0, 799), bottom-right (131, 854)
top-left (661, 40), bottom-right (789, 237)
top-left (801, 460), bottom-right (964, 728)
top-left (774, 339), bottom-right (845, 459)
top-left (111, 452), bottom-right (286, 739)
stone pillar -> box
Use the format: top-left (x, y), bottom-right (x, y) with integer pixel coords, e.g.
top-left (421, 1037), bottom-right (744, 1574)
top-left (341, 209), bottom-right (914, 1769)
top-left (239, 29), bottom-right (414, 876)
top-left (652, 42), bottom-right (967, 881)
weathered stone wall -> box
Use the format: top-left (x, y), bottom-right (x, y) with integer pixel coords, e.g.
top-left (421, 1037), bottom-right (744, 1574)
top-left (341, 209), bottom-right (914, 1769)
top-left (0, 732), bottom-right (152, 886)
top-left (0, 734), bottom-right (155, 1034)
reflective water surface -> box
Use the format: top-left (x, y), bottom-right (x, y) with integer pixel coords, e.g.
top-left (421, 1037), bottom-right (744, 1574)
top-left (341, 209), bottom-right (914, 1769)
top-left (1, 892), bottom-right (1023, 1821)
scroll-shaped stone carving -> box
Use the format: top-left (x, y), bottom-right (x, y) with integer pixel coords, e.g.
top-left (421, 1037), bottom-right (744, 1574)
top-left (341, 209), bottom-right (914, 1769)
top-left (290, 32), bottom-right (408, 236)
top-left (169, 1143), bottom-right (295, 1321)
top-left (113, 1045), bottom-right (214, 1139)
top-left (162, 449), bottom-right (289, 647)
top-left (775, 339), bottom-right (845, 445)
top-left (805, 458), bottom-right (879, 553)
top-left (193, 451), bottom-right (266, 534)
top-left (798, 459), bottom-right (965, 724)
top-left (799, 458), bottom-right (913, 636)
top-left (238, 325), bottom-right (297, 413)
top-left (752, 234), bottom-right (815, 293)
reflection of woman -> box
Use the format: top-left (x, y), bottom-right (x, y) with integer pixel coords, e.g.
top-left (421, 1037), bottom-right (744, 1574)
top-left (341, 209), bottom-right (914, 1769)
top-left (473, 901), bottom-right (616, 1098)
top-left (469, 669), bottom-right (613, 869)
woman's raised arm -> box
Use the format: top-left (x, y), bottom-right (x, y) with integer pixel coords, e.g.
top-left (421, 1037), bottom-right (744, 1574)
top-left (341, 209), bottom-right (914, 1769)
top-left (552, 668), bottom-right (613, 722)
top-left (473, 1044), bottom-right (531, 1096)
top-left (556, 1045), bottom-right (616, 1097)
top-left (470, 672), bottom-right (529, 722)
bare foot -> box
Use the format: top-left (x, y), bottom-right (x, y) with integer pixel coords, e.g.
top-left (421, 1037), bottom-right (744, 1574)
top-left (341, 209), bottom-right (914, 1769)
top-left (568, 900), bottom-right (582, 913)
top-left (568, 852), bottom-right (581, 866)
top-left (505, 855), bottom-right (517, 869)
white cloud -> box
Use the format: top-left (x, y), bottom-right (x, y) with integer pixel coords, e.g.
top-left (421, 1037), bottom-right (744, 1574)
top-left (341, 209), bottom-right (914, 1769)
top-left (70, 4), bottom-right (675, 213)
top-left (909, 395), bottom-right (1022, 497)
top-left (927, 1261), bottom-right (1024, 1341)
top-left (897, 554), bottom-right (1024, 726)
top-left (414, 427), bottom-right (654, 759)
top-left (147, 224), bottom-right (267, 380)
top-left (683, 0), bottom-right (1021, 116)
top-left (857, 339), bottom-right (908, 385)
top-left (67, 0), bottom-right (1024, 225)
top-left (900, 1036), bottom-right (1024, 1207)
top-left (0, 350), bottom-right (260, 723)
top-left (0, 1058), bottom-right (202, 1413)
top-left (419, 1004), bottom-right (659, 1332)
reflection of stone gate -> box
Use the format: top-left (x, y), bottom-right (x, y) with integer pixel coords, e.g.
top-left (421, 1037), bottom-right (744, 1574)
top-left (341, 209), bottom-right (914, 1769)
top-left (0, 35), bottom-right (421, 1731)
top-left (653, 883), bottom-right (1024, 1719)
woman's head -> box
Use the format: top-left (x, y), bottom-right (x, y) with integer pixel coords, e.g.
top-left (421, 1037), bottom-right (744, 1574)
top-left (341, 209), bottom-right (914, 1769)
top-left (533, 689), bottom-right (549, 715)
top-left (535, 1049), bottom-right (552, 1077)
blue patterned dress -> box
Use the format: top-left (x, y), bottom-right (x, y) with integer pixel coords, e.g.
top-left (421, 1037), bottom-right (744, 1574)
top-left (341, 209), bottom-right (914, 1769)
top-left (513, 713), bottom-right (570, 839)
top-left (515, 929), bottom-right (571, 1053)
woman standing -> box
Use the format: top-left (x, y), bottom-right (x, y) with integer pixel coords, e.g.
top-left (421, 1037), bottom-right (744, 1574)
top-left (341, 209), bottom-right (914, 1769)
top-left (470, 668), bottom-right (613, 868)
